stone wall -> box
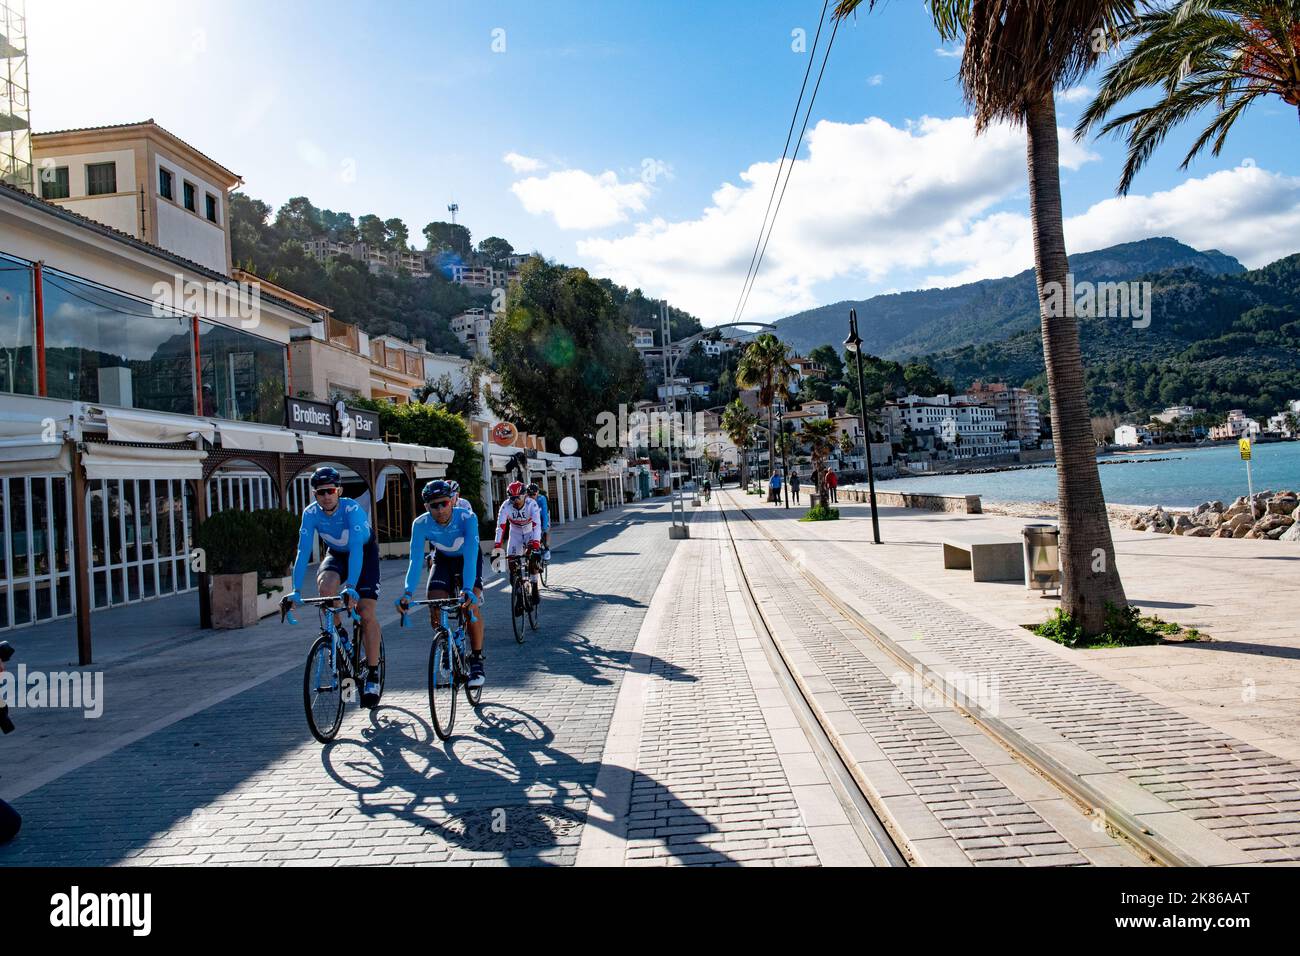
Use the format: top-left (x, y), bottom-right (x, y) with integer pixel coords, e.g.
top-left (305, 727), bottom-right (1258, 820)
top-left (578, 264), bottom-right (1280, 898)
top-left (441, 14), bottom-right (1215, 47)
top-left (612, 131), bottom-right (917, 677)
top-left (841, 487), bottom-right (982, 514)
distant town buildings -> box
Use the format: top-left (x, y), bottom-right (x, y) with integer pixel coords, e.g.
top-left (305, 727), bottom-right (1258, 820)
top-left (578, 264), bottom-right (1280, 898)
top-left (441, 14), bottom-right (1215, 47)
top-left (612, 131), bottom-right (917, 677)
top-left (301, 238), bottom-right (431, 278)
top-left (963, 381), bottom-right (1042, 448)
top-left (1209, 409), bottom-right (1261, 440)
top-left (451, 308), bottom-right (494, 360)
top-left (1114, 424), bottom-right (1153, 447)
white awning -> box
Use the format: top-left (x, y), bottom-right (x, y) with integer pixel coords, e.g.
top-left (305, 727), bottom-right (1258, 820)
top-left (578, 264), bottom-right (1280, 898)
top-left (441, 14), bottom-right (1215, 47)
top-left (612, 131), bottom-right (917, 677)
top-left (218, 421), bottom-right (299, 453)
top-left (414, 464), bottom-right (449, 479)
top-left (424, 446), bottom-right (454, 465)
top-left (81, 443), bottom-right (207, 481)
top-left (299, 433), bottom-right (389, 460)
top-left (103, 407), bottom-right (215, 445)
top-left (0, 436), bottom-right (72, 477)
top-left (386, 442), bottom-right (427, 462)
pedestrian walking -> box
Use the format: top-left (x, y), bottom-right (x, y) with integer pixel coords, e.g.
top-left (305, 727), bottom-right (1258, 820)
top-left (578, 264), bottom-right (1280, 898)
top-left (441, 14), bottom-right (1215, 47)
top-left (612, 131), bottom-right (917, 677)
top-left (790, 472), bottom-right (801, 503)
top-left (768, 471), bottom-right (782, 504)
top-left (826, 469), bottom-right (838, 503)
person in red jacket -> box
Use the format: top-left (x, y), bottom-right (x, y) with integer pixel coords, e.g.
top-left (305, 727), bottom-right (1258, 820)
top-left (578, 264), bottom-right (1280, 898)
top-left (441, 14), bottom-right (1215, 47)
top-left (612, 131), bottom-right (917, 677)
top-left (825, 468), bottom-right (839, 503)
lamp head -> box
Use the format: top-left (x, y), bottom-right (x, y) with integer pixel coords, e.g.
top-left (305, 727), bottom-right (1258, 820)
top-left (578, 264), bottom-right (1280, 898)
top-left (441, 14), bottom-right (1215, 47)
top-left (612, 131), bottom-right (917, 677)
top-left (844, 308), bottom-right (862, 353)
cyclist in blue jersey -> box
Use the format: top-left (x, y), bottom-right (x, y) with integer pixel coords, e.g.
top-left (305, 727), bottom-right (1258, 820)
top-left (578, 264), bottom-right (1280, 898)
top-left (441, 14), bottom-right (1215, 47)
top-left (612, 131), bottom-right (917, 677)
top-left (399, 479), bottom-right (486, 688)
top-left (527, 482), bottom-right (551, 561)
top-left (286, 466), bottom-right (385, 708)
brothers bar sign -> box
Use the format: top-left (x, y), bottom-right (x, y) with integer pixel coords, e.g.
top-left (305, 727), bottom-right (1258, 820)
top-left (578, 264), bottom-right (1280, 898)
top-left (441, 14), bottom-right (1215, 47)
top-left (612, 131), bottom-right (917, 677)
top-left (285, 396), bottom-right (381, 440)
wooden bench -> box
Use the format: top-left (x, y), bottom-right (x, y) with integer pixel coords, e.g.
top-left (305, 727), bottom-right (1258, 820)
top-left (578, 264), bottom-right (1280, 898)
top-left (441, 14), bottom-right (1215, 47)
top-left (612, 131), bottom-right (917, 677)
top-left (941, 535), bottom-right (1023, 582)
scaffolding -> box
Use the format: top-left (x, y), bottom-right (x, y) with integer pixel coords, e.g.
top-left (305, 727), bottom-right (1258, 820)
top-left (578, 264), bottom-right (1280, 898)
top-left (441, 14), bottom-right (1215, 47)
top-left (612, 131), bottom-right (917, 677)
top-left (0, 0), bottom-right (31, 194)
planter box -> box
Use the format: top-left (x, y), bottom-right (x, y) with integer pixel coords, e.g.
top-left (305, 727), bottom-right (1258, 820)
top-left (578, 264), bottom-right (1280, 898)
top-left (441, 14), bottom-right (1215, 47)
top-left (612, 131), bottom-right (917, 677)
top-left (212, 572), bottom-right (259, 629)
top-left (256, 575), bottom-right (293, 620)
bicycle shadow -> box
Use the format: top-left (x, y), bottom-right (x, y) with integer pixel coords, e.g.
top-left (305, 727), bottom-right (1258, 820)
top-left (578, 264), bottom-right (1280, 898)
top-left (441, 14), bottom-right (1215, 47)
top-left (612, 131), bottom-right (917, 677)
top-left (526, 630), bottom-right (695, 688)
top-left (323, 702), bottom-right (732, 866)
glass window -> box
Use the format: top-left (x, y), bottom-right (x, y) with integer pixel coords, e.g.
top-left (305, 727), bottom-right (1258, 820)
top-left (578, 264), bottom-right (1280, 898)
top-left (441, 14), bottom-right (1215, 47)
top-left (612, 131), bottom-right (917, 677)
top-left (198, 320), bottom-right (286, 426)
top-left (42, 272), bottom-right (196, 415)
top-left (86, 162), bottom-right (117, 196)
top-left (0, 258), bottom-right (37, 396)
top-left (40, 166), bottom-right (70, 200)
top-left (159, 166), bottom-right (173, 200)
top-left (183, 181), bottom-right (196, 212)
top-left (205, 193), bottom-right (218, 223)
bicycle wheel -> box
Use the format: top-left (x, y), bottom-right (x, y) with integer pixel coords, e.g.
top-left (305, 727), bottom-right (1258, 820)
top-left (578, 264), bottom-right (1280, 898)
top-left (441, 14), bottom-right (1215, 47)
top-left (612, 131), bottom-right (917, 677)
top-left (303, 635), bottom-right (344, 743)
top-left (511, 574), bottom-right (526, 643)
top-left (428, 632), bottom-right (457, 741)
top-left (463, 640), bottom-right (483, 708)
top-left (540, 558), bottom-right (549, 589)
top-left (527, 580), bottom-right (539, 631)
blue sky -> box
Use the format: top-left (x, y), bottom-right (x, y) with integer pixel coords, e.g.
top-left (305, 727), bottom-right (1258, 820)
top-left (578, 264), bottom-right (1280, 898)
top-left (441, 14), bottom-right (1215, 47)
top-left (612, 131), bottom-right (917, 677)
top-left (33, 0), bottom-right (1300, 324)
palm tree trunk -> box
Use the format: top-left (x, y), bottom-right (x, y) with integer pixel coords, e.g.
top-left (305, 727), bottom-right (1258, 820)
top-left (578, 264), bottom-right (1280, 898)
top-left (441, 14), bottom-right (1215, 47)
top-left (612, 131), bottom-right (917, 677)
top-left (1025, 89), bottom-right (1127, 633)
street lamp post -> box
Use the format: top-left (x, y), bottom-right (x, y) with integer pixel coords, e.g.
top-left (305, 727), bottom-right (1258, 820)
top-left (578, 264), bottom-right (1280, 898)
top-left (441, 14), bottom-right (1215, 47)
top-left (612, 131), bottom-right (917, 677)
top-left (777, 406), bottom-right (790, 509)
top-left (845, 308), bottom-right (882, 544)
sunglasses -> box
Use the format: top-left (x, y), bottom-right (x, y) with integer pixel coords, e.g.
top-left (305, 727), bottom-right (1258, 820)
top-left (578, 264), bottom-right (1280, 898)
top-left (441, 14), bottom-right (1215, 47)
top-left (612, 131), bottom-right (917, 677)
top-left (428, 499), bottom-right (452, 510)
top-left (314, 487), bottom-right (339, 497)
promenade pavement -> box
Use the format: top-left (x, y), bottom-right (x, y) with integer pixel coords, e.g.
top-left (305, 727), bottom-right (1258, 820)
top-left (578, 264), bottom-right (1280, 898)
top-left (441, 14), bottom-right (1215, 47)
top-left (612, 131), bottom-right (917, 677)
top-left (722, 486), bottom-right (1300, 865)
top-left (0, 497), bottom-right (867, 867)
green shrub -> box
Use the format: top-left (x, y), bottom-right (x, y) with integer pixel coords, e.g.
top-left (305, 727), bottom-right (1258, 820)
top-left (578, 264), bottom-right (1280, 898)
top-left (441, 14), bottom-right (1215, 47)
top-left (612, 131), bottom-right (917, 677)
top-left (252, 508), bottom-right (299, 578)
top-left (801, 505), bottom-right (840, 521)
top-left (1032, 603), bottom-right (1168, 649)
top-left (195, 510), bottom-right (267, 575)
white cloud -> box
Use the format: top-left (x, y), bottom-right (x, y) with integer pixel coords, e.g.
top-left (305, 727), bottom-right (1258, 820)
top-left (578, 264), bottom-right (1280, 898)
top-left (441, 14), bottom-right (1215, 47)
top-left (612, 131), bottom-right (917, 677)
top-left (503, 151), bottom-right (546, 174)
top-left (935, 43), bottom-right (964, 58)
top-left (576, 115), bottom-right (1098, 321)
top-left (1058, 85), bottom-right (1094, 104)
top-left (511, 168), bottom-right (651, 230)
top-left (922, 164), bottom-right (1300, 287)
top-left (867, 74), bottom-right (884, 86)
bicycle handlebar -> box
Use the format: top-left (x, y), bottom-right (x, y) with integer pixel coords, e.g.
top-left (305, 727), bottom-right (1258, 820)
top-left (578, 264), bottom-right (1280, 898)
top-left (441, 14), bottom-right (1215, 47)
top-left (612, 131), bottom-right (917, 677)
top-left (395, 596), bottom-right (477, 627)
top-left (280, 594), bottom-right (360, 625)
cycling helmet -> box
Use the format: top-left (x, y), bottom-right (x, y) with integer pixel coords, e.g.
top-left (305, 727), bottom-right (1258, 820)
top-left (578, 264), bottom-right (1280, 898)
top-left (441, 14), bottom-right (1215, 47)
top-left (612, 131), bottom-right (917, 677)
top-left (526, 482), bottom-right (540, 495)
top-left (507, 480), bottom-right (525, 498)
top-left (446, 479), bottom-right (460, 496)
top-left (422, 479), bottom-right (452, 502)
top-left (309, 466), bottom-right (341, 488)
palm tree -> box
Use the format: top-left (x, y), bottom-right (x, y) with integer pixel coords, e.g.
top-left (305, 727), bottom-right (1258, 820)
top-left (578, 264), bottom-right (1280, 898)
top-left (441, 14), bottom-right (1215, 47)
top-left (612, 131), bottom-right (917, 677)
top-left (838, 431), bottom-right (856, 466)
top-left (1078, 0), bottom-right (1300, 195)
top-left (803, 418), bottom-right (839, 497)
top-left (722, 399), bottom-right (759, 485)
top-left (835, 0), bottom-right (1131, 633)
top-left (736, 334), bottom-right (798, 481)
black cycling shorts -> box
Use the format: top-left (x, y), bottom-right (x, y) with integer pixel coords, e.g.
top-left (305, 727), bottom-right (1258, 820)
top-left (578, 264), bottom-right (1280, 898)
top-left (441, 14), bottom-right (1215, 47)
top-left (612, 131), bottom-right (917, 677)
top-left (318, 537), bottom-right (381, 600)
top-left (427, 547), bottom-right (484, 596)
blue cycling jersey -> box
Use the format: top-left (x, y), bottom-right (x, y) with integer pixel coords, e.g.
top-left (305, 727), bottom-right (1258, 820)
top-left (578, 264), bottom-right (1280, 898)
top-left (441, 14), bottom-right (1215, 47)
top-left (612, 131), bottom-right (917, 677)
top-left (404, 507), bottom-right (480, 595)
top-left (292, 498), bottom-right (371, 592)
top-left (533, 494), bottom-right (550, 531)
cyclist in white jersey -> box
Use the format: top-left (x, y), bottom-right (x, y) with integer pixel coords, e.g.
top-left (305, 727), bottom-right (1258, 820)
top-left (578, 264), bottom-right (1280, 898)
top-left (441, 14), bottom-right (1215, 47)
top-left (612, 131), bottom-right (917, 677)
top-left (492, 481), bottom-right (542, 604)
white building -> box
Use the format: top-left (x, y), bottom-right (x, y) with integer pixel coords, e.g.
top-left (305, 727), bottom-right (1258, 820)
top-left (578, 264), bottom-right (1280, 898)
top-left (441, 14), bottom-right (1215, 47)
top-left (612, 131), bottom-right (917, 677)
top-left (1154, 404), bottom-right (1203, 424)
top-left (1114, 424), bottom-right (1153, 446)
top-left (888, 394), bottom-right (1019, 459)
top-left (450, 308), bottom-right (494, 360)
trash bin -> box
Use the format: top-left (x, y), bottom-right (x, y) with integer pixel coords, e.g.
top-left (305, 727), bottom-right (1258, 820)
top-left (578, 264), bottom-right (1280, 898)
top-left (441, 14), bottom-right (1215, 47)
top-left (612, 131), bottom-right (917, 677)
top-left (1023, 524), bottom-right (1060, 593)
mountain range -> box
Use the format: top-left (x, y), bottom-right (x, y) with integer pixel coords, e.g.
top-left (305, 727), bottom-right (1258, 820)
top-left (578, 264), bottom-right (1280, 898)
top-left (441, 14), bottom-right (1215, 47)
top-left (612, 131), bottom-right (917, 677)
top-left (770, 237), bottom-right (1247, 359)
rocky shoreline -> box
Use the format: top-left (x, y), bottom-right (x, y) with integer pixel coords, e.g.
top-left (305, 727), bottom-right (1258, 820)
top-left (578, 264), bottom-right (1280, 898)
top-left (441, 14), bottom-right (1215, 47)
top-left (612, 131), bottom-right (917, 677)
top-left (985, 492), bottom-right (1300, 541)
top-left (1126, 490), bottom-right (1299, 540)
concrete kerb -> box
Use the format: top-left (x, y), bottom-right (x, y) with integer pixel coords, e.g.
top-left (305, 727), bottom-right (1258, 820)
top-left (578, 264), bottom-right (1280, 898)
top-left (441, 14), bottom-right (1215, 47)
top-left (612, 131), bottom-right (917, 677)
top-left (575, 501), bottom-right (697, 865)
top-left (719, 490), bottom-right (1210, 867)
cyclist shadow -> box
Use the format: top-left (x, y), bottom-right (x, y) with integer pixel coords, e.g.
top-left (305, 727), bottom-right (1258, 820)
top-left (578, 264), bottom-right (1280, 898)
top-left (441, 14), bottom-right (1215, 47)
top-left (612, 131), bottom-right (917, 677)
top-left (321, 702), bottom-right (734, 867)
top-left (533, 630), bottom-right (695, 688)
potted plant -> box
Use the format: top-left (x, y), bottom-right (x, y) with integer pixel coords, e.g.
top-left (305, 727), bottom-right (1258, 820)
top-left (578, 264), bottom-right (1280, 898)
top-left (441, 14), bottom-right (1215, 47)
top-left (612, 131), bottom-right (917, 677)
top-left (252, 508), bottom-right (299, 619)
top-left (194, 510), bottom-right (267, 629)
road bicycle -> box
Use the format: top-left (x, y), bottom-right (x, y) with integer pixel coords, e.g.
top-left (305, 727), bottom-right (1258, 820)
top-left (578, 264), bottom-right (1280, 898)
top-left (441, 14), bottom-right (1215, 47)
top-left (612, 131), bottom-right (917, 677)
top-left (283, 595), bottom-right (386, 744)
top-left (398, 596), bottom-right (480, 741)
top-left (504, 553), bottom-right (540, 642)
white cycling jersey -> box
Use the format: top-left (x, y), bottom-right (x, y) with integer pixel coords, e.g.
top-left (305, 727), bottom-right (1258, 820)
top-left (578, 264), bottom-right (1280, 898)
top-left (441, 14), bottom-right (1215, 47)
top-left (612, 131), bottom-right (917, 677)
top-left (494, 498), bottom-right (541, 556)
